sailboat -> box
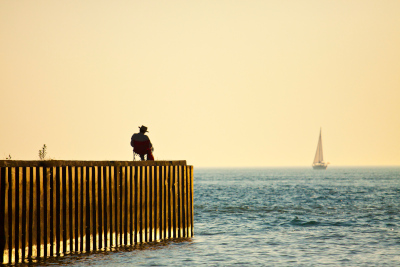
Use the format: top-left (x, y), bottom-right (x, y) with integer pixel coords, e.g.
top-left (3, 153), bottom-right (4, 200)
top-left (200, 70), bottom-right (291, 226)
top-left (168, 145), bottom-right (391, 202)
top-left (312, 128), bottom-right (329, 170)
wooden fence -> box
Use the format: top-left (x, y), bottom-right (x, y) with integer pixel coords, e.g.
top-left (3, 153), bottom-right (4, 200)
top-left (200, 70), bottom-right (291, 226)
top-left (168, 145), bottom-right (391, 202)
top-left (0, 160), bottom-right (193, 264)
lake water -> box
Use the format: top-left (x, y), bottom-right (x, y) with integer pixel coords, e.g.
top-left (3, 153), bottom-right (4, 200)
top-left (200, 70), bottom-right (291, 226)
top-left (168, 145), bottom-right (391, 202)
top-left (33, 167), bottom-right (400, 266)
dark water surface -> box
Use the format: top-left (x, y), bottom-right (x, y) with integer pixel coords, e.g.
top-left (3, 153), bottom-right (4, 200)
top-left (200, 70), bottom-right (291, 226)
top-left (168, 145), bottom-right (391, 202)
top-left (30, 167), bottom-right (400, 266)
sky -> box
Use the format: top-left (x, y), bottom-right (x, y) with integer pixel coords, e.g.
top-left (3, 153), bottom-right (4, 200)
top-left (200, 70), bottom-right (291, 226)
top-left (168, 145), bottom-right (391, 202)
top-left (1, 1), bottom-right (399, 167)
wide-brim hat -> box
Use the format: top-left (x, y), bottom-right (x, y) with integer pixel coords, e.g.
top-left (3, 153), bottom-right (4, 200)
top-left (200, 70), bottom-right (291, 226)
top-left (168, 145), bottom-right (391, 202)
top-left (139, 125), bottom-right (148, 132)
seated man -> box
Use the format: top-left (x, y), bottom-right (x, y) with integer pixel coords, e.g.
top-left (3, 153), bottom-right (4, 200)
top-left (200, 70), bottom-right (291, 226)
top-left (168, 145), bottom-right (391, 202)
top-left (131, 125), bottom-right (154, 161)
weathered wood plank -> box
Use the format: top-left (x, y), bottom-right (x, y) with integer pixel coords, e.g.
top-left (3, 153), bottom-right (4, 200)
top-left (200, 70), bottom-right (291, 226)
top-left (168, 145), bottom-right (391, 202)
top-left (161, 166), bottom-right (165, 240)
top-left (39, 167), bottom-right (44, 258)
top-left (82, 167), bottom-right (87, 252)
top-left (155, 166), bottom-right (160, 241)
top-left (141, 166), bottom-right (146, 243)
top-left (126, 166), bottom-right (131, 245)
top-left (134, 166), bottom-right (139, 244)
top-left (1, 168), bottom-right (9, 263)
top-left (173, 166), bottom-right (178, 238)
top-left (121, 166), bottom-right (126, 245)
top-left (178, 166), bottom-right (183, 238)
top-left (30, 167), bottom-right (37, 259)
top-left (145, 166), bottom-right (150, 243)
top-left (115, 166), bottom-right (121, 246)
top-left (183, 166), bottom-right (187, 238)
top-left (98, 166), bottom-right (103, 250)
top-left (190, 166), bottom-right (194, 236)
top-left (105, 166), bottom-right (110, 249)
top-left (69, 166), bottom-right (74, 253)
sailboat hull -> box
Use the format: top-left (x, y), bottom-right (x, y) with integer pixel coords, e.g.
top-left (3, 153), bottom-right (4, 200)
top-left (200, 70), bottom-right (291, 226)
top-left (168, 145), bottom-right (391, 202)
top-left (312, 165), bottom-right (328, 170)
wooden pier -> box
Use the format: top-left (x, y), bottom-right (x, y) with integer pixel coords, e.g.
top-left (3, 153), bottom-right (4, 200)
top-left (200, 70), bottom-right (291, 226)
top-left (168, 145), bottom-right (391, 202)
top-left (0, 160), bottom-right (193, 264)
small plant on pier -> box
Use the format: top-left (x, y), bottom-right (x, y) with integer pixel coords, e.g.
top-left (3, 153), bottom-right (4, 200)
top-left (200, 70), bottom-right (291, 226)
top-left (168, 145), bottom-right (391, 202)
top-left (38, 144), bottom-right (47, 160)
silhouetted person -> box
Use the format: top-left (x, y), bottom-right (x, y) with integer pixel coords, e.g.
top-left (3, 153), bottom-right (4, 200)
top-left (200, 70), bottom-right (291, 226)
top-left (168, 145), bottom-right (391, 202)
top-left (131, 125), bottom-right (154, 161)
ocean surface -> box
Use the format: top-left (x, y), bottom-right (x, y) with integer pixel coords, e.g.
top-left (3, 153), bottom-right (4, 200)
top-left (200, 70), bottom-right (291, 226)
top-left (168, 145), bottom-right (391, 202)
top-left (33, 167), bottom-right (399, 266)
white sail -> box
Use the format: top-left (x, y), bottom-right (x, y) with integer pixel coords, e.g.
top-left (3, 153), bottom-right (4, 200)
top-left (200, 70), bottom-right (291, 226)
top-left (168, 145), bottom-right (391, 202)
top-left (313, 129), bottom-right (324, 164)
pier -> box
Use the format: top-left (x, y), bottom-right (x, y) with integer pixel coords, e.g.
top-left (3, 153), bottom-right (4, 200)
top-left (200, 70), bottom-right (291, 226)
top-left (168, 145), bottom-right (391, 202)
top-left (0, 160), bottom-right (193, 264)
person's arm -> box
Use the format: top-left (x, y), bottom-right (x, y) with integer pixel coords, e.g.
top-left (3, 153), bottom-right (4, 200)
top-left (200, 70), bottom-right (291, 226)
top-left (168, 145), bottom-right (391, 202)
top-left (130, 135), bottom-right (135, 148)
top-left (148, 138), bottom-right (154, 151)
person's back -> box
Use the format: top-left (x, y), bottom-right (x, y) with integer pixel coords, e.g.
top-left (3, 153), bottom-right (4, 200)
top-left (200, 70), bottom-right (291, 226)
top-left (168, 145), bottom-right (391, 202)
top-left (131, 132), bottom-right (150, 142)
top-left (131, 125), bottom-right (154, 161)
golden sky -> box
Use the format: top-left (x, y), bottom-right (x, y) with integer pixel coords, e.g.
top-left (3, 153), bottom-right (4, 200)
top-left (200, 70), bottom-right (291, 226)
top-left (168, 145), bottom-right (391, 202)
top-left (1, 1), bottom-right (399, 167)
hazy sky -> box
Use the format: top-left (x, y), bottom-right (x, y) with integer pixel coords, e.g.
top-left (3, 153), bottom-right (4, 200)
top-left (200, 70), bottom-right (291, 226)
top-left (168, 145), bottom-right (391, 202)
top-left (1, 1), bottom-right (399, 167)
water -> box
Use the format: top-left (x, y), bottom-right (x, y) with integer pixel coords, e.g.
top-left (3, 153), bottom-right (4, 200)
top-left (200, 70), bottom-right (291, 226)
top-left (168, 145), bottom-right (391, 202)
top-left (31, 167), bottom-right (400, 266)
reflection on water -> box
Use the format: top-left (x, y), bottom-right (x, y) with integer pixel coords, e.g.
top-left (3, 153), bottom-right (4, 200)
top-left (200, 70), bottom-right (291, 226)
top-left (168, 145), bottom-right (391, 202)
top-left (14, 238), bottom-right (193, 267)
